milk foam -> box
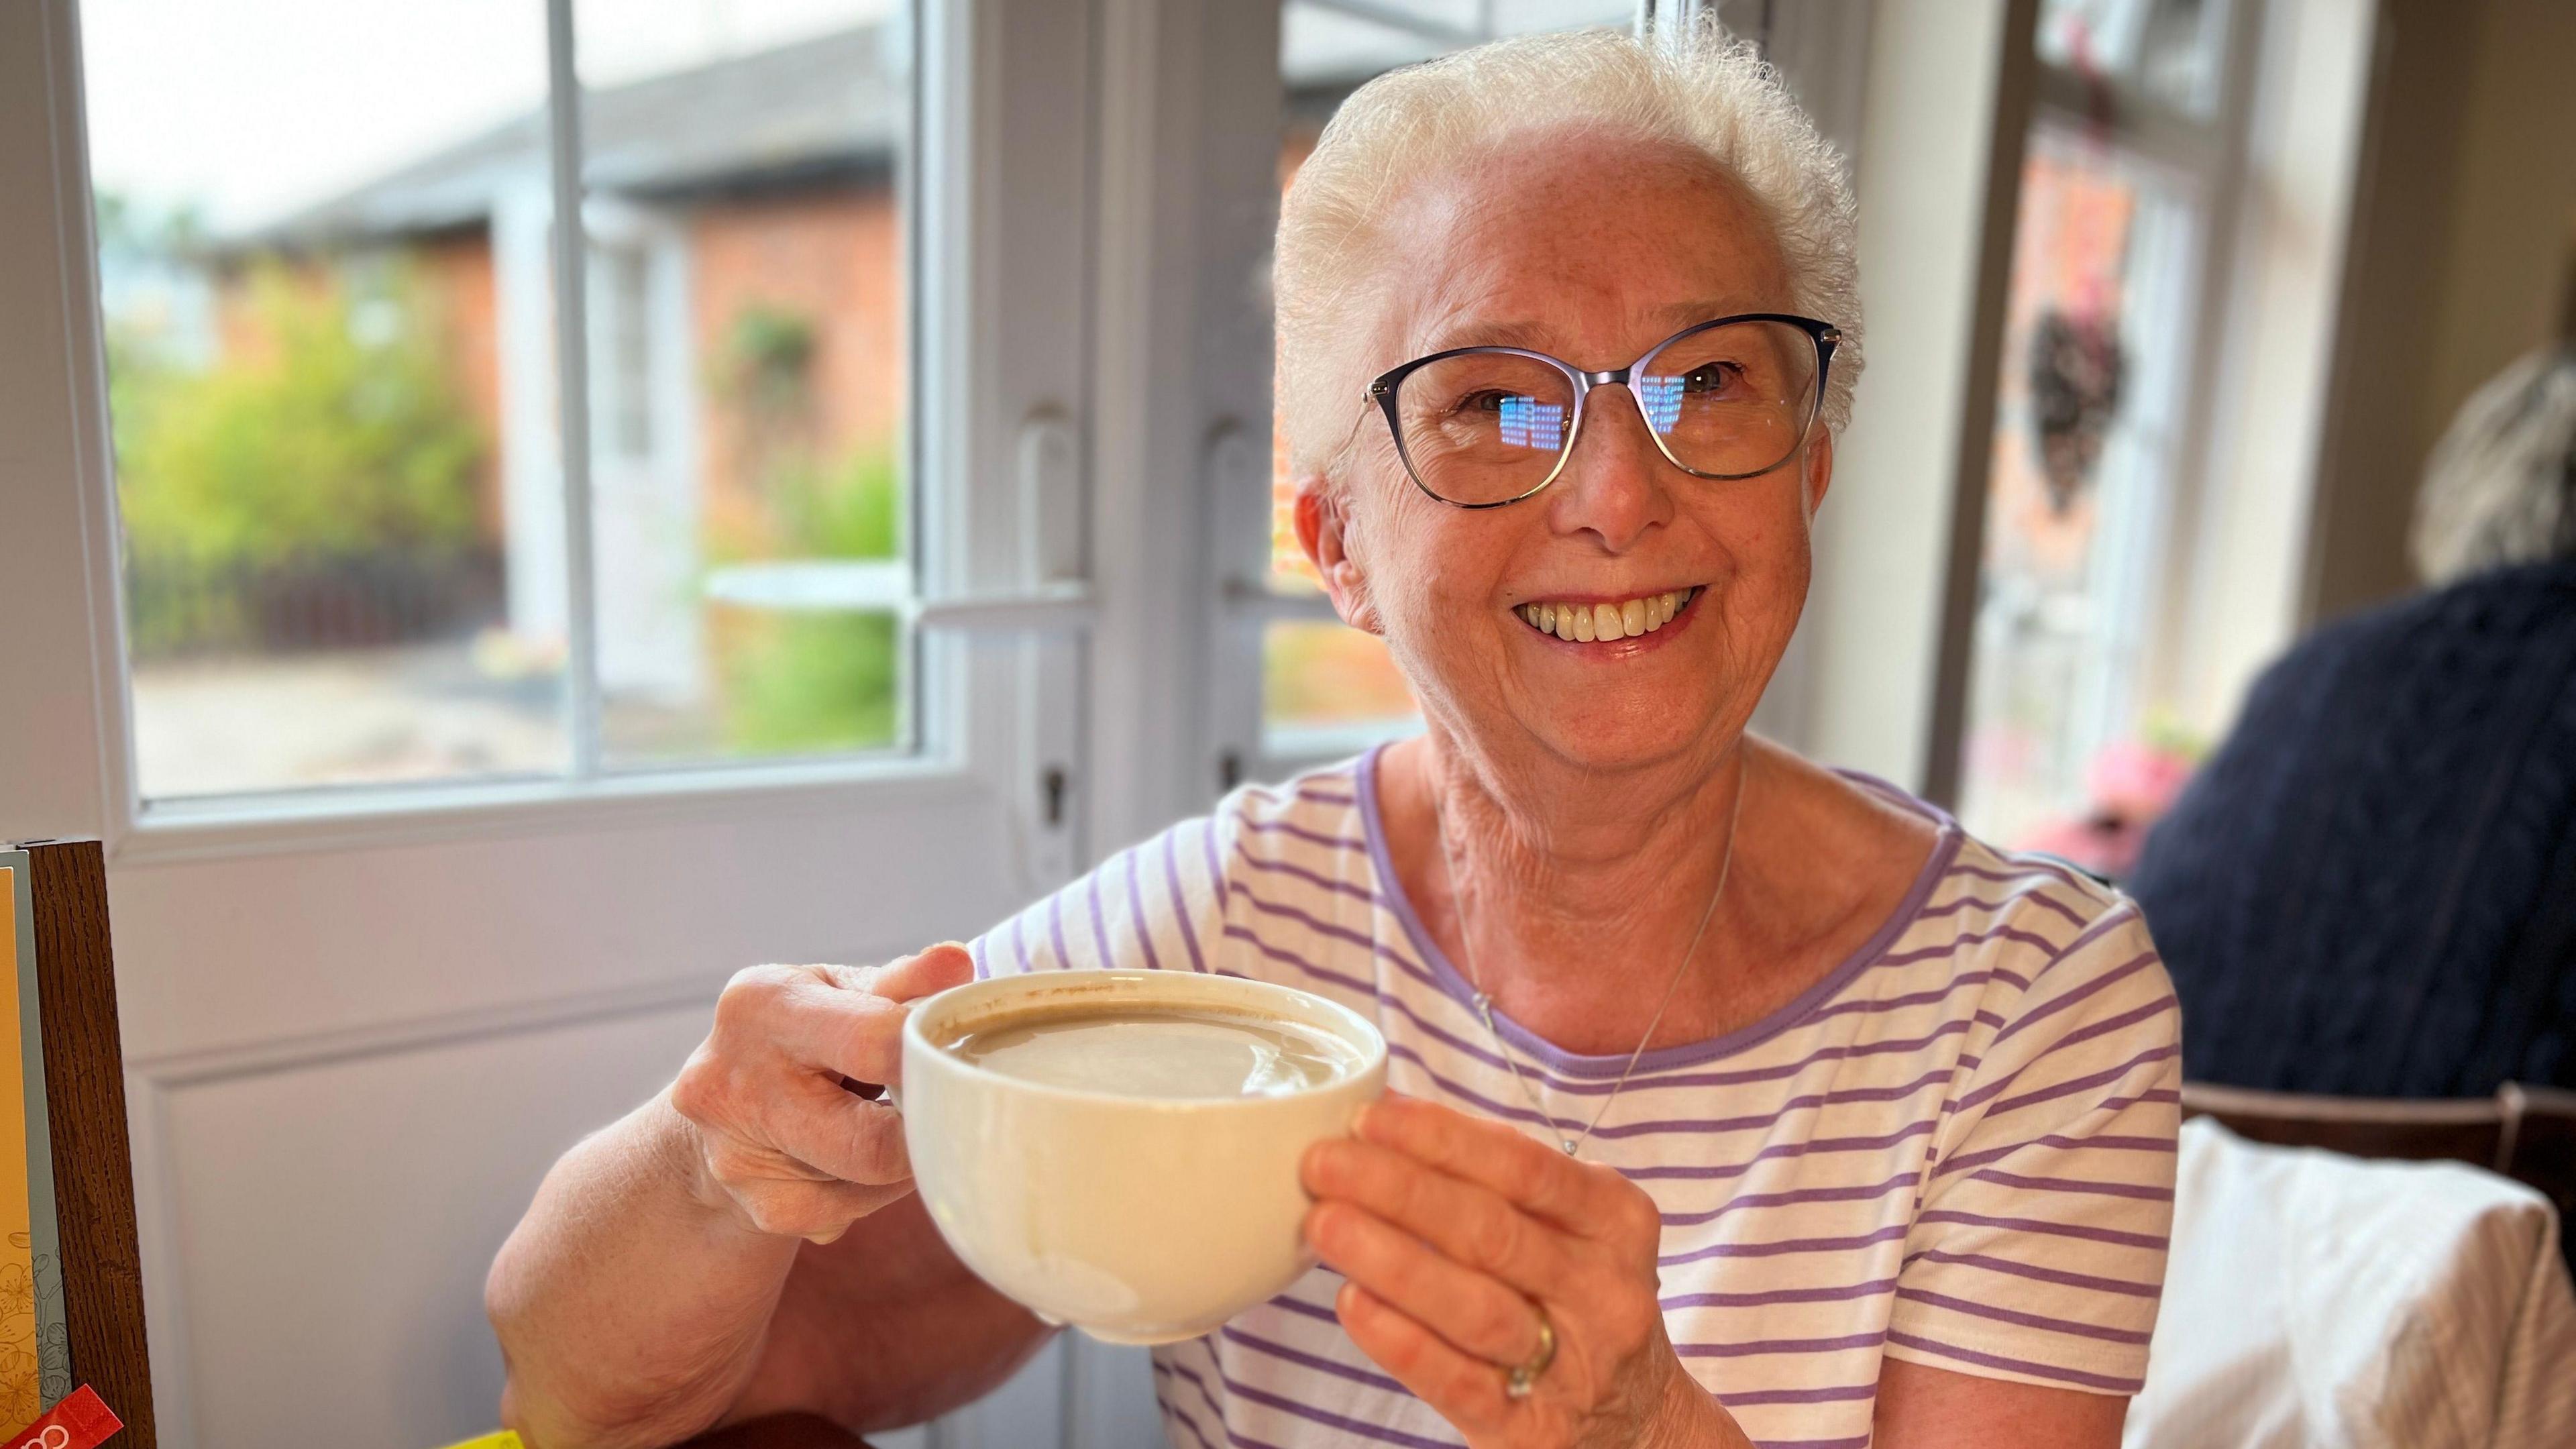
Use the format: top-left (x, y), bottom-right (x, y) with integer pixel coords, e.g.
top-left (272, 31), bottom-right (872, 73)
top-left (945, 1006), bottom-right (1361, 1099)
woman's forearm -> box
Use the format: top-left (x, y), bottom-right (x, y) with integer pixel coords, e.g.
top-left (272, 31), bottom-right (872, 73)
top-left (488, 1089), bottom-right (800, 1448)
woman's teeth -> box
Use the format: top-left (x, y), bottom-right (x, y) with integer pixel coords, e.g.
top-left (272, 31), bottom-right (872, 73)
top-left (1513, 589), bottom-right (1691, 642)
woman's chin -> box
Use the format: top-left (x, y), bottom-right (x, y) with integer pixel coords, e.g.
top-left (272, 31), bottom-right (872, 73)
top-left (1507, 706), bottom-right (1721, 774)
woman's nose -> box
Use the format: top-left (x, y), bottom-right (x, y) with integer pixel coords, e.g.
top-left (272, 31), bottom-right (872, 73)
top-left (1545, 385), bottom-right (1674, 551)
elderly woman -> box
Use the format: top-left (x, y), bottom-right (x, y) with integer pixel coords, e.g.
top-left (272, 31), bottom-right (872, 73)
top-left (488, 32), bottom-right (2180, 1449)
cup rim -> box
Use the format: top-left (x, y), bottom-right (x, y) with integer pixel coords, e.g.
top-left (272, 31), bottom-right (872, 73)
top-left (902, 969), bottom-right (1387, 1108)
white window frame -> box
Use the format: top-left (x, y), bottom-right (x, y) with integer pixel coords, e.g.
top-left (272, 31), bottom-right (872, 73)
top-left (1921, 0), bottom-right (2268, 808)
top-left (10, 0), bottom-right (1113, 892)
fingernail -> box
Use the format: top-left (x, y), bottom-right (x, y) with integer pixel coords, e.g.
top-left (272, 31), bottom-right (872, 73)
top-left (1307, 1139), bottom-right (1355, 1192)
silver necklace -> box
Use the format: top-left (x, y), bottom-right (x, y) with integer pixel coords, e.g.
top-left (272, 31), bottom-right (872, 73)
top-left (1434, 774), bottom-right (1747, 1158)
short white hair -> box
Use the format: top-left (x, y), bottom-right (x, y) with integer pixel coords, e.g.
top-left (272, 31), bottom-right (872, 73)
top-left (1275, 28), bottom-right (1864, 479)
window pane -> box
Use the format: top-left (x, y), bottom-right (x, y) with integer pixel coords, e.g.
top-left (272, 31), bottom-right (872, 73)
top-left (1264, 620), bottom-right (1420, 761)
top-left (85, 0), bottom-right (563, 800)
top-left (1956, 129), bottom-right (2201, 869)
top-left (578, 1), bottom-right (914, 767)
top-left (2036, 0), bottom-right (2231, 117)
top-left (1260, 1), bottom-right (1629, 756)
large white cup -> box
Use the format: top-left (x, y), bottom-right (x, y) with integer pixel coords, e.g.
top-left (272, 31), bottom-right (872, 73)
top-left (901, 969), bottom-right (1387, 1344)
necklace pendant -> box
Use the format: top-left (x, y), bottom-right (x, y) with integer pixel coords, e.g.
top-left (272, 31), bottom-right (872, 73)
top-left (1560, 1139), bottom-right (1578, 1155)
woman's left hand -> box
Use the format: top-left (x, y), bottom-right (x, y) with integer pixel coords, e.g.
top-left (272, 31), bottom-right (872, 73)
top-left (1300, 1095), bottom-right (1752, 1449)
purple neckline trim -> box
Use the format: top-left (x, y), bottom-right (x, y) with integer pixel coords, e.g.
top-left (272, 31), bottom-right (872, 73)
top-left (1352, 743), bottom-right (1963, 1079)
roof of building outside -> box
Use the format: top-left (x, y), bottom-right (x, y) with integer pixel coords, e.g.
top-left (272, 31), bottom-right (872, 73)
top-left (250, 5), bottom-right (1631, 250)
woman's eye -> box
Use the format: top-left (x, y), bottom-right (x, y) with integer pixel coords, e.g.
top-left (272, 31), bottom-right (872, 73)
top-left (1682, 362), bottom-right (1746, 394)
top-left (1455, 389), bottom-right (1515, 415)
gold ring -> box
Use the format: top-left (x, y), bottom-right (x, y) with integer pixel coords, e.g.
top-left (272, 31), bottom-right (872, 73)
top-left (1504, 1308), bottom-right (1556, 1400)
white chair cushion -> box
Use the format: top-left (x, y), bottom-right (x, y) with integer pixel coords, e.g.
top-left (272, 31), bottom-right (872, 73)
top-left (2126, 1118), bottom-right (2576, 1449)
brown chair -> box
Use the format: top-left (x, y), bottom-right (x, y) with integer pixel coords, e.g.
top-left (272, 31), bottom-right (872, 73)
top-left (2181, 1081), bottom-right (2576, 1272)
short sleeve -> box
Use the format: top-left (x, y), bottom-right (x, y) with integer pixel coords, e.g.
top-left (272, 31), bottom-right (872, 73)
top-left (964, 806), bottom-right (1239, 981)
top-left (1887, 900), bottom-right (2182, 1395)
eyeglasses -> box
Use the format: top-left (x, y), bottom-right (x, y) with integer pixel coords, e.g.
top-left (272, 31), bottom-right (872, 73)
top-left (1364, 313), bottom-right (1841, 509)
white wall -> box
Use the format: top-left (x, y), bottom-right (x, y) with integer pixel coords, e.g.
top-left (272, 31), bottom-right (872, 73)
top-left (1797, 0), bottom-right (2029, 792)
top-left (2157, 0), bottom-right (2376, 742)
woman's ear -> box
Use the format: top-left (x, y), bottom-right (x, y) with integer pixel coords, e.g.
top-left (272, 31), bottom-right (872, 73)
top-left (1293, 479), bottom-right (1383, 635)
top-left (1801, 430), bottom-right (1835, 519)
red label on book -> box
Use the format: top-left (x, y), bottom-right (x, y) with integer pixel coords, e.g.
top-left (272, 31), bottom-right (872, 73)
top-left (2, 1386), bottom-right (123, 1449)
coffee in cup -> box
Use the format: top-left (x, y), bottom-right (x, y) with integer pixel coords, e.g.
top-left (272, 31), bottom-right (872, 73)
top-left (901, 970), bottom-right (1387, 1344)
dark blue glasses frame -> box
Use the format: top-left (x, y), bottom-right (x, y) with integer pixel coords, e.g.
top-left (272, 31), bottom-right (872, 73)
top-left (1364, 312), bottom-right (1842, 509)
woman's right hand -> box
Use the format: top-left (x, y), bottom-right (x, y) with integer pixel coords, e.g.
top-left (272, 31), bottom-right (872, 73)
top-left (670, 942), bottom-right (975, 1244)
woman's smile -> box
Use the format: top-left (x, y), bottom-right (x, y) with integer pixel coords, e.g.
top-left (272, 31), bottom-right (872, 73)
top-left (1509, 584), bottom-right (1702, 649)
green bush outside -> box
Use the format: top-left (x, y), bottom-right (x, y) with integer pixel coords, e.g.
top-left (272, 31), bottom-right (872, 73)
top-left (111, 263), bottom-right (484, 568)
top-left (109, 260), bottom-right (488, 656)
top-left (711, 442), bottom-right (908, 756)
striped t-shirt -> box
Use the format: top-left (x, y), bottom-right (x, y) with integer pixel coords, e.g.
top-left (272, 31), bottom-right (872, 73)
top-left (967, 749), bottom-right (2182, 1449)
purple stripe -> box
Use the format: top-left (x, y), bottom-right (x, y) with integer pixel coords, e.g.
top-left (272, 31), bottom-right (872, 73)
top-left (1964, 1168), bottom-right (2174, 1203)
top-left (1722, 1383), bottom-right (1878, 1408)
top-left (1674, 1330), bottom-right (1885, 1359)
top-left (1991, 951), bottom-right (2159, 1046)
top-left (1201, 815), bottom-right (1228, 912)
top-left (1918, 892), bottom-right (2090, 930)
top-left (1293, 786), bottom-right (1358, 806)
top-left (1214, 1367), bottom-right (1458, 1449)
top-left (1875, 924), bottom-right (2063, 969)
top-left (1164, 827), bottom-right (1208, 972)
top-left (1146, 1375), bottom-right (1222, 1449)
top-left (1121, 845), bottom-right (1165, 973)
top-left (1949, 853), bottom-right (2114, 905)
top-left (1225, 925), bottom-right (1380, 999)
top-left (1884, 1327), bottom-right (2143, 1393)
top-left (1047, 886), bottom-right (1073, 973)
top-left (1010, 910), bottom-right (1034, 974)
top-left (2023, 904), bottom-right (2142, 996)
top-left (1982, 1043), bottom-right (2181, 1118)
top-left (1915, 1208), bottom-right (2169, 1251)
top-left (1960, 1034), bottom-right (2168, 1115)
top-left (1233, 883), bottom-right (1441, 992)
top-left (1931, 1132), bottom-right (2179, 1179)
top-left (1898, 1286), bottom-right (2151, 1344)
top-left (1085, 870), bottom-right (1114, 972)
top-left (1263, 1292), bottom-right (1342, 1326)
top-left (1904, 1248), bottom-right (2163, 1298)
top-left (1220, 1326), bottom-right (1405, 1395)
top-left (971, 933), bottom-right (991, 981)
top-left (2046, 994), bottom-right (2180, 1059)
top-left (1233, 838), bottom-right (1386, 909)
top-left (1623, 1120), bottom-right (1937, 1182)
top-left (1662, 1275), bottom-right (1896, 1310)
top-left (1662, 1171), bottom-right (1921, 1228)
top-left (1152, 1358), bottom-right (1232, 1438)
top-left (1660, 1222), bottom-right (1910, 1267)
top-left (1395, 1046), bottom-right (1952, 1143)
top-left (1225, 918), bottom-right (1987, 1106)
top-left (1238, 815), bottom-right (1370, 853)
top-left (1809, 971), bottom-right (2009, 1024)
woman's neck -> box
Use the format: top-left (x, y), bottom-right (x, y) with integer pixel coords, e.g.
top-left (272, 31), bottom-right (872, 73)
top-left (1376, 727), bottom-right (1764, 1055)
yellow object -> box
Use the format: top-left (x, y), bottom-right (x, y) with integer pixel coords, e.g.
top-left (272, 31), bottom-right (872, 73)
top-left (434, 1435), bottom-right (524, 1449)
top-left (0, 866), bottom-right (40, 1429)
